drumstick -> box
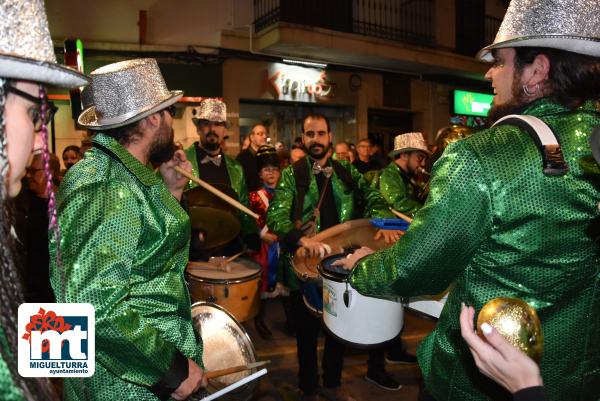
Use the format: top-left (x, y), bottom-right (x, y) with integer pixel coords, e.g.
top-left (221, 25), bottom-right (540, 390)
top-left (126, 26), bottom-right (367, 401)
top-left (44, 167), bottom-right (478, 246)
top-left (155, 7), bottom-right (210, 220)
top-left (390, 208), bottom-right (413, 223)
top-left (206, 360), bottom-right (270, 380)
top-left (173, 166), bottom-right (260, 220)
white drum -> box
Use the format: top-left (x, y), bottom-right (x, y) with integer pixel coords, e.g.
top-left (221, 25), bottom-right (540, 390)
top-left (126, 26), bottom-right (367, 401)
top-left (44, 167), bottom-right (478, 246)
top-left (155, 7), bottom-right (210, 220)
top-left (319, 254), bottom-right (404, 348)
top-left (407, 291), bottom-right (449, 319)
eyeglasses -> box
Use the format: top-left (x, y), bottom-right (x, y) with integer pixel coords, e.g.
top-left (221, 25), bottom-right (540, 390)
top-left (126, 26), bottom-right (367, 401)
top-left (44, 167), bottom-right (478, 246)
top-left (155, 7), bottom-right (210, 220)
top-left (261, 167), bottom-right (280, 173)
top-left (4, 83), bottom-right (57, 132)
top-left (164, 104), bottom-right (177, 118)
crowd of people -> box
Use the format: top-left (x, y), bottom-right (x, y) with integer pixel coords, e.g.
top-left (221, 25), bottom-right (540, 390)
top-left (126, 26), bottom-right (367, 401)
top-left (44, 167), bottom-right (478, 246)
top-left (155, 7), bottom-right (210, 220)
top-left (1, 1), bottom-right (599, 401)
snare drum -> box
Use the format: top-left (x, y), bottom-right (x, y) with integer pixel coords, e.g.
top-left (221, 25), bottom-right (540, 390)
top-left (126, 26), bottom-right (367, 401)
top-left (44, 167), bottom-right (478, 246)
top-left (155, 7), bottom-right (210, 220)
top-left (187, 258), bottom-right (261, 322)
top-left (319, 254), bottom-right (404, 348)
top-left (191, 302), bottom-right (258, 401)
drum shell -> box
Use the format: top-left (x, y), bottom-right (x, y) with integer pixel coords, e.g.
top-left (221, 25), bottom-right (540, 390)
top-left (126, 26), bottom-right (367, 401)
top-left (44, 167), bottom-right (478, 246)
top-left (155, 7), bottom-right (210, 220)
top-left (319, 256), bottom-right (404, 348)
top-left (187, 259), bottom-right (261, 323)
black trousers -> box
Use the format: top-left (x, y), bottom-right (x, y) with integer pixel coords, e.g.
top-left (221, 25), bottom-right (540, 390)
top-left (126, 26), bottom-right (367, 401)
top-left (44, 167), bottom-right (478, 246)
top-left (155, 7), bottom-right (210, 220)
top-left (291, 290), bottom-right (410, 393)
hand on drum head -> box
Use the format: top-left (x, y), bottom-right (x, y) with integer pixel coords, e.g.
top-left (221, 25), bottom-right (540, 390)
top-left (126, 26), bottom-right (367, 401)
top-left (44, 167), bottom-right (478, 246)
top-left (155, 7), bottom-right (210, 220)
top-left (459, 304), bottom-right (543, 394)
top-left (331, 246), bottom-right (374, 270)
top-left (171, 359), bottom-right (208, 401)
top-left (374, 229), bottom-right (404, 244)
top-left (299, 236), bottom-right (332, 259)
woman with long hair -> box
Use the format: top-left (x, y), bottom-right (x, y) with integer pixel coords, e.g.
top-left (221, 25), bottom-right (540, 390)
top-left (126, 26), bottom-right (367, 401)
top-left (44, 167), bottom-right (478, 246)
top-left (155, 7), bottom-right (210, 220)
top-left (0, 1), bottom-right (89, 399)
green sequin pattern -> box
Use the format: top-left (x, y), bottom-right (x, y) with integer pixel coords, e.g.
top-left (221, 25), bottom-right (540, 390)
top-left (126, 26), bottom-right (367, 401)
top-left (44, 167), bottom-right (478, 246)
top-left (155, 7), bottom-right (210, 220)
top-left (50, 134), bottom-right (202, 400)
top-left (375, 161), bottom-right (422, 217)
top-left (350, 98), bottom-right (600, 401)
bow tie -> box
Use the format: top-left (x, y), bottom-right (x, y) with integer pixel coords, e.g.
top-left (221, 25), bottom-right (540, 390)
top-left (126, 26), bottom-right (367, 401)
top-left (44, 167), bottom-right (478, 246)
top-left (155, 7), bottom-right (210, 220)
top-left (201, 154), bottom-right (222, 167)
top-left (312, 162), bottom-right (333, 178)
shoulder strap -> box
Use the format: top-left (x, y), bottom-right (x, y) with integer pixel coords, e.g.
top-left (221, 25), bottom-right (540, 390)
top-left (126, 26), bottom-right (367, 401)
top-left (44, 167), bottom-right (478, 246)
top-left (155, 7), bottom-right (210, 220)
top-left (492, 114), bottom-right (569, 176)
top-left (292, 158), bottom-right (310, 223)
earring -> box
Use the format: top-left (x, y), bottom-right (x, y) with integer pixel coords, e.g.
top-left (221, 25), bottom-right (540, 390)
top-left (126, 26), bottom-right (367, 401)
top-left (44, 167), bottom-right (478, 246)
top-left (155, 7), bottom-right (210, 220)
top-left (523, 83), bottom-right (539, 97)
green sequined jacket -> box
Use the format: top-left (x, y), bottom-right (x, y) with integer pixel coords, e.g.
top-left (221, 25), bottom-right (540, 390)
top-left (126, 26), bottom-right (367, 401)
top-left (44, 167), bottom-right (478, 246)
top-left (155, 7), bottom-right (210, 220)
top-left (350, 98), bottom-right (600, 401)
top-left (376, 161), bottom-right (423, 217)
top-left (184, 143), bottom-right (257, 237)
top-left (267, 157), bottom-right (394, 290)
top-left (50, 134), bottom-right (202, 401)
top-left (0, 327), bottom-right (24, 401)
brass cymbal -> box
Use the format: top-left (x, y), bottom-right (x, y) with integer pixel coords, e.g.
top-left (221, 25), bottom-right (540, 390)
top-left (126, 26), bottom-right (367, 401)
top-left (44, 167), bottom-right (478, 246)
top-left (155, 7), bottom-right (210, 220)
top-left (186, 184), bottom-right (241, 250)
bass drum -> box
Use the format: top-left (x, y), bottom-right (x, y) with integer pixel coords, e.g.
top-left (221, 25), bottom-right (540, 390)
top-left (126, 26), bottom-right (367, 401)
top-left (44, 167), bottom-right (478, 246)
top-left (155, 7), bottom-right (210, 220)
top-left (190, 302), bottom-right (258, 401)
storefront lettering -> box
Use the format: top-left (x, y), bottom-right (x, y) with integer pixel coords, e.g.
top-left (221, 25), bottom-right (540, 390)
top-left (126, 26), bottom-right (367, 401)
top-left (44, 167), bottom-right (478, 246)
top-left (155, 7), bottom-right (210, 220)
top-left (265, 63), bottom-right (335, 102)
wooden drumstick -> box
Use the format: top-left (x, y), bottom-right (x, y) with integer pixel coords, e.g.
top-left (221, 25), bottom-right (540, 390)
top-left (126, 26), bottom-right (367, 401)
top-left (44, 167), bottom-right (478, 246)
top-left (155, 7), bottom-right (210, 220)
top-left (173, 166), bottom-right (260, 220)
top-left (206, 360), bottom-right (270, 380)
top-left (390, 208), bottom-right (414, 223)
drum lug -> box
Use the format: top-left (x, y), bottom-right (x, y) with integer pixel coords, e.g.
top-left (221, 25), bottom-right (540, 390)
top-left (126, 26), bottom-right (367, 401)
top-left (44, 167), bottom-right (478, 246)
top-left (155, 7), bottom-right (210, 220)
top-left (207, 295), bottom-right (217, 303)
top-left (224, 286), bottom-right (229, 298)
top-left (343, 282), bottom-right (351, 308)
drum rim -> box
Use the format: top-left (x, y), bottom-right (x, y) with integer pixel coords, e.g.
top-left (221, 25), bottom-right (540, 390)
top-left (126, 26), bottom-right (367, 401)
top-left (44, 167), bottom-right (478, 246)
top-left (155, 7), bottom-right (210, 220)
top-left (186, 269), bottom-right (261, 284)
top-left (190, 301), bottom-right (258, 360)
top-left (318, 254), bottom-right (350, 283)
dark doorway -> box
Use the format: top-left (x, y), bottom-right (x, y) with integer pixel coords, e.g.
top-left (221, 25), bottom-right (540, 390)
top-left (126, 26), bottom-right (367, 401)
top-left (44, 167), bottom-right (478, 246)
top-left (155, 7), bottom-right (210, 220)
top-left (368, 109), bottom-right (414, 156)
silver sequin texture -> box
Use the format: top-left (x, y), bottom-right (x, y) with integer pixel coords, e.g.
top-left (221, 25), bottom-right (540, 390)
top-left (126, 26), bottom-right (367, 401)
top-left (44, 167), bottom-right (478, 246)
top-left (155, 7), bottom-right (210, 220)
top-left (195, 98), bottom-right (227, 122)
top-left (0, 0), bottom-right (56, 62)
top-left (495, 0), bottom-right (600, 41)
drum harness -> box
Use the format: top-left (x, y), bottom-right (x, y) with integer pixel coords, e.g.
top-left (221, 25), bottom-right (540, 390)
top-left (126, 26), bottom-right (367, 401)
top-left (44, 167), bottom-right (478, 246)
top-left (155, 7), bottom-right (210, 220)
top-left (292, 158), bottom-right (357, 237)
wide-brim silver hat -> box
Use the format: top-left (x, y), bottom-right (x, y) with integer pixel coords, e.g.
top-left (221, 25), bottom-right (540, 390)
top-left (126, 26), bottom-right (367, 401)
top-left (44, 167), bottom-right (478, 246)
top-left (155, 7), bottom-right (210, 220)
top-left (78, 58), bottom-right (182, 130)
top-left (477, 0), bottom-right (600, 62)
top-left (389, 132), bottom-right (431, 158)
top-left (0, 0), bottom-right (89, 88)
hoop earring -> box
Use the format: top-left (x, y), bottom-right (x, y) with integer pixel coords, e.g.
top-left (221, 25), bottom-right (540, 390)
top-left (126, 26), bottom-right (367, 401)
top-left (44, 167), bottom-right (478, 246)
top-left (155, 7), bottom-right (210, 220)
top-left (523, 83), bottom-right (539, 97)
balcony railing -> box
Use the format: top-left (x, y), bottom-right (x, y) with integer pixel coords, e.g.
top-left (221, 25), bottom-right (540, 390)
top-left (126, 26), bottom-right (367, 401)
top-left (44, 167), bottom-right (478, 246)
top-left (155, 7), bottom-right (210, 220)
top-left (253, 0), bottom-right (435, 47)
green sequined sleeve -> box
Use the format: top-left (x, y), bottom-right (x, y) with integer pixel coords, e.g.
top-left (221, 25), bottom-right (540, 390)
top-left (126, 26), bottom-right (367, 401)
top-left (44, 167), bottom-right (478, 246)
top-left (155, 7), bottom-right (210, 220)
top-left (51, 181), bottom-right (181, 387)
top-left (378, 165), bottom-right (422, 216)
top-left (266, 165), bottom-right (297, 238)
top-left (346, 162), bottom-right (394, 219)
top-left (349, 141), bottom-right (493, 297)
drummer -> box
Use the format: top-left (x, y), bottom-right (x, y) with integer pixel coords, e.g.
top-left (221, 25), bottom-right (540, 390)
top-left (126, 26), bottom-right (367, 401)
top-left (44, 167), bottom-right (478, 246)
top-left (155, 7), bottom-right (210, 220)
top-left (184, 98), bottom-right (260, 260)
top-left (266, 113), bottom-right (402, 401)
top-left (374, 132), bottom-right (431, 218)
top-left (50, 59), bottom-right (207, 400)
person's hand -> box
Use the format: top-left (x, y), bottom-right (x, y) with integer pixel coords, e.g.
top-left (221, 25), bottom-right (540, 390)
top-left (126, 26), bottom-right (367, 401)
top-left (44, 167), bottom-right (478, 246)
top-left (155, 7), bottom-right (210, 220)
top-left (160, 150), bottom-right (192, 201)
top-left (262, 232), bottom-right (278, 245)
top-left (459, 304), bottom-right (543, 393)
top-left (374, 229), bottom-right (403, 244)
top-left (170, 359), bottom-right (207, 400)
top-left (331, 246), bottom-right (374, 270)
top-left (298, 237), bottom-right (331, 259)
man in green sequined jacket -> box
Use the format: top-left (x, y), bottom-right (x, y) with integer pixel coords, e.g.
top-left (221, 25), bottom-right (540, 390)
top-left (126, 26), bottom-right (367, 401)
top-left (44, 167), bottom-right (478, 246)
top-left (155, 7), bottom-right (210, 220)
top-left (267, 113), bottom-right (402, 401)
top-left (50, 59), bottom-right (206, 401)
top-left (184, 98), bottom-right (260, 259)
top-left (375, 132), bottom-right (431, 218)
top-left (341, 3), bottom-right (600, 400)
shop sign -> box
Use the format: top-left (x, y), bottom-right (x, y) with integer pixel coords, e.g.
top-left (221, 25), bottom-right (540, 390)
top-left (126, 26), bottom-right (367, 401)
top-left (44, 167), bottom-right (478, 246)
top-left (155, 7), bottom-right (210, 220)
top-left (265, 63), bottom-right (335, 102)
top-left (453, 90), bottom-right (493, 117)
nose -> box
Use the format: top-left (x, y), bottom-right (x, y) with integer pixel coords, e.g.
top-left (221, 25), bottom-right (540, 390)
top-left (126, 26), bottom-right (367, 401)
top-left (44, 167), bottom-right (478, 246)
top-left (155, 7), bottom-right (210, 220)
top-left (484, 67), bottom-right (493, 81)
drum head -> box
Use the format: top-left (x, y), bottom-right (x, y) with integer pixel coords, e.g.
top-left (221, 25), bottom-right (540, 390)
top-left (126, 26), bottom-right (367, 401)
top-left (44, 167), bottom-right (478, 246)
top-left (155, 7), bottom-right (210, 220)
top-left (188, 258), bottom-right (261, 281)
top-left (319, 254), bottom-right (350, 281)
top-left (191, 302), bottom-right (257, 400)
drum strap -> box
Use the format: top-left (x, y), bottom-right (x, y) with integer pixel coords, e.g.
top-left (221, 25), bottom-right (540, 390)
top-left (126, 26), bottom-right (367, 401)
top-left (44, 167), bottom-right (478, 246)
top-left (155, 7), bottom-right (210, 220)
top-left (492, 114), bottom-right (569, 176)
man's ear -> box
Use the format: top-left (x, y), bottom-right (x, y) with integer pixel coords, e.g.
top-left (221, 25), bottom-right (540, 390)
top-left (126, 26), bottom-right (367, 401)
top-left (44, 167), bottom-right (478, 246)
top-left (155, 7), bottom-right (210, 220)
top-left (142, 111), bottom-right (163, 130)
top-left (525, 53), bottom-right (551, 87)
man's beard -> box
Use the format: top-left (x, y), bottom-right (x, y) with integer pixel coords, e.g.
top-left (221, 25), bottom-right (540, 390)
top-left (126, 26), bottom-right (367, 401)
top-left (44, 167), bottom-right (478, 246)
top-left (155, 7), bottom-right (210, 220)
top-left (307, 143), bottom-right (331, 160)
top-left (201, 131), bottom-right (221, 152)
top-left (486, 69), bottom-right (530, 125)
top-left (149, 121), bottom-right (176, 165)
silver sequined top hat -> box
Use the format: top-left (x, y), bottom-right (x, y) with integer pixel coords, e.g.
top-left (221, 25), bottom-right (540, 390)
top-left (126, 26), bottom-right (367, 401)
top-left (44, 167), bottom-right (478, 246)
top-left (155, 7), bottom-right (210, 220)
top-left (0, 0), bottom-right (88, 88)
top-left (192, 98), bottom-right (228, 126)
top-left (78, 59), bottom-right (183, 130)
top-left (478, 0), bottom-right (600, 62)
top-left (389, 132), bottom-right (431, 158)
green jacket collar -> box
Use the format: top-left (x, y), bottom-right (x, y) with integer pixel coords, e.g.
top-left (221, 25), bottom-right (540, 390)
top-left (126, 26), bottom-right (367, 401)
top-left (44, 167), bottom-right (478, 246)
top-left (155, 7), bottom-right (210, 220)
top-left (93, 133), bottom-right (160, 187)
